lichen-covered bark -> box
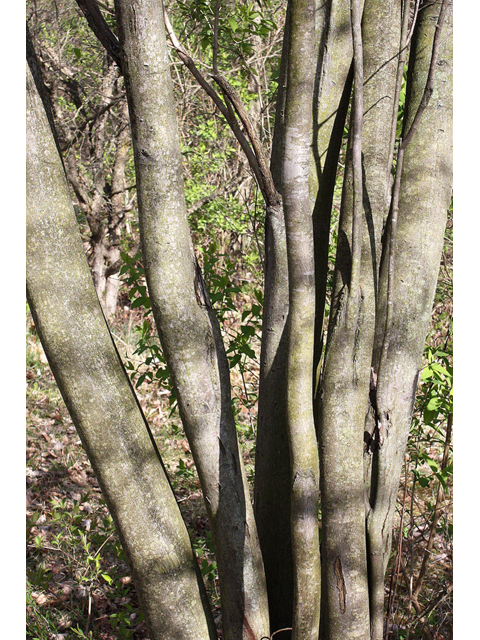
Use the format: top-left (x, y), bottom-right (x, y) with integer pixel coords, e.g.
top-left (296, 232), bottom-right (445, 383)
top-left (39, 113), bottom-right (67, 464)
top-left (311, 0), bottom-right (355, 381)
top-left (254, 199), bottom-right (292, 635)
top-left (312, 0), bottom-right (355, 184)
top-left (26, 56), bottom-right (215, 640)
top-left (113, 2), bottom-right (269, 639)
top-left (367, 3), bottom-right (453, 638)
top-left (281, 1), bottom-right (321, 638)
top-left (317, 1), bottom-right (402, 638)
top-left (253, 6), bottom-right (293, 634)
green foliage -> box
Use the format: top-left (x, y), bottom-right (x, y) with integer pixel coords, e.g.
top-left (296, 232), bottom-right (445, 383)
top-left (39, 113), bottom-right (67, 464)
top-left (26, 487), bottom-right (141, 639)
top-left (175, 0), bottom-right (277, 69)
top-left (420, 348), bottom-right (453, 428)
top-left (120, 243), bottom-right (263, 432)
top-left (411, 347), bottom-right (453, 492)
top-left (193, 531), bottom-right (218, 584)
top-left (397, 67), bottom-right (407, 139)
top-left (27, 493), bottom-right (124, 588)
top-left (26, 583), bottom-right (60, 640)
top-left (119, 251), bottom-right (178, 418)
top-left (109, 603), bottom-right (142, 640)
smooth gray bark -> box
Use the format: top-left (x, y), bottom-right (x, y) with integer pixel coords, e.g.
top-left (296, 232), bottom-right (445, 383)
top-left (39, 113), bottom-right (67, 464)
top-left (367, 3), bottom-right (453, 638)
top-left (316, 1), bottom-right (416, 638)
top-left (254, 195), bottom-right (293, 636)
top-left (26, 55), bottom-right (215, 640)
top-left (254, 5), bottom-right (293, 634)
top-left (311, 0), bottom-right (355, 384)
top-left (27, 1), bottom-right (453, 637)
top-left (113, 2), bottom-right (269, 639)
top-left (282, 1), bottom-right (321, 639)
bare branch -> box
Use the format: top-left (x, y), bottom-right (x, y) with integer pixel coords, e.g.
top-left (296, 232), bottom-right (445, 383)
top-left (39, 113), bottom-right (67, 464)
top-left (385, 0), bottom-right (416, 201)
top-left (213, 73), bottom-right (278, 206)
top-left (74, 0), bottom-right (123, 71)
top-left (212, 0), bottom-right (221, 75)
top-left (162, 5), bottom-right (278, 207)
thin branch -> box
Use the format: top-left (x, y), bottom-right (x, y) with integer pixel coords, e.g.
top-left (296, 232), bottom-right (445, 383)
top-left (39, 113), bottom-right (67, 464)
top-left (74, 0), bottom-right (123, 71)
top-left (384, 464), bottom-right (409, 639)
top-left (187, 178), bottom-right (240, 215)
top-left (213, 73), bottom-right (278, 206)
top-left (411, 413), bottom-right (452, 604)
top-left (377, 142), bottom-right (405, 416)
top-left (406, 0), bottom-right (421, 45)
top-left (401, 0), bottom-right (449, 148)
top-left (349, 0), bottom-right (364, 300)
top-left (60, 97), bottom-right (123, 153)
top-left (385, 0), bottom-right (417, 201)
top-left (212, 0), bottom-right (221, 75)
top-left (27, 543), bottom-right (78, 564)
top-left (162, 6), bottom-right (270, 202)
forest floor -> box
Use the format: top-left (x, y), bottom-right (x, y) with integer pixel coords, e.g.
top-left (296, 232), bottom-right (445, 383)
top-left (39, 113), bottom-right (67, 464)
top-left (26, 305), bottom-right (452, 640)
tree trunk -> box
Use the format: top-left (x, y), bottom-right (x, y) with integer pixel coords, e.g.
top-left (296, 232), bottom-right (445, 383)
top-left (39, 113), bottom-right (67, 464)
top-left (367, 3), bottom-right (453, 638)
top-left (317, 2), bottom-right (451, 639)
top-left (253, 4), bottom-right (292, 634)
top-left (311, 0), bottom-right (356, 384)
top-left (113, 1), bottom-right (270, 638)
top-left (26, 52), bottom-right (216, 640)
top-left (27, 1), bottom-right (453, 637)
top-left (281, 1), bottom-right (321, 639)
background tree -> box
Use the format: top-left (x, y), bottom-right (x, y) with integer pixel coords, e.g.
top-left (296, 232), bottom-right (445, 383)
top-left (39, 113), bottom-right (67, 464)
top-left (27, 0), bottom-right (135, 317)
top-left (26, 1), bottom-right (453, 639)
top-left (27, 0), bottom-right (282, 318)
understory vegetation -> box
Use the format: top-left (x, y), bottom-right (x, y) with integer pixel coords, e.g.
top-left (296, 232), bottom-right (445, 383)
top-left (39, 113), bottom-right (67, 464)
top-left (26, 1), bottom-right (452, 638)
top-left (26, 214), bottom-right (452, 640)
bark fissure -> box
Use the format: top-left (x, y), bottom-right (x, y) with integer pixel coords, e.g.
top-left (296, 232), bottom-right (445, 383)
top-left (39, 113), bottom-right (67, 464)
top-left (334, 556), bottom-right (347, 614)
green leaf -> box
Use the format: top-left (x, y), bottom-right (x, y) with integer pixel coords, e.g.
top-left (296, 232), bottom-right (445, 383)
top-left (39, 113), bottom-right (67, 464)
top-left (254, 289), bottom-right (263, 304)
top-left (437, 470), bottom-right (448, 492)
top-left (242, 345), bottom-right (256, 359)
top-left (426, 396), bottom-right (442, 412)
top-left (240, 325), bottom-right (256, 336)
top-left (425, 456), bottom-right (439, 473)
top-left (430, 363), bottom-right (451, 377)
top-left (136, 373), bottom-right (146, 387)
top-left (423, 408), bottom-right (437, 425)
top-left (229, 354), bottom-right (242, 368)
top-left (131, 296), bottom-right (150, 309)
top-left (421, 367), bottom-right (434, 381)
top-left (227, 17), bottom-right (239, 32)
